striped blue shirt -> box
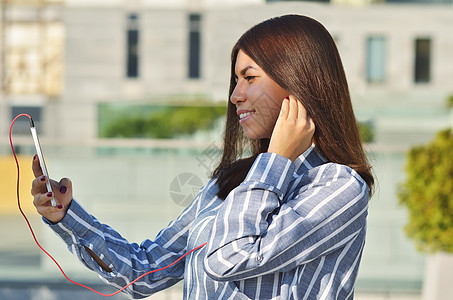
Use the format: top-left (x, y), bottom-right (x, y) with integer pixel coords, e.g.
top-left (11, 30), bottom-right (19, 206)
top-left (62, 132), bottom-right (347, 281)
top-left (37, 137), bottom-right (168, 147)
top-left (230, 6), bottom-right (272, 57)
top-left (45, 145), bottom-right (369, 299)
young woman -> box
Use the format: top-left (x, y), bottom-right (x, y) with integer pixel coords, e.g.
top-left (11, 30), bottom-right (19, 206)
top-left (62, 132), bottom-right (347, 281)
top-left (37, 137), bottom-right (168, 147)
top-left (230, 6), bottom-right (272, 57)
top-left (32, 14), bottom-right (373, 299)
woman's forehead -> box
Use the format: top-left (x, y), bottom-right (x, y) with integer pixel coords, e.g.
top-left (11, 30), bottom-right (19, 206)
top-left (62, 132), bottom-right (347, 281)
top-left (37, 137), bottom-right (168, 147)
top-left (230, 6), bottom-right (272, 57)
top-left (235, 50), bottom-right (262, 74)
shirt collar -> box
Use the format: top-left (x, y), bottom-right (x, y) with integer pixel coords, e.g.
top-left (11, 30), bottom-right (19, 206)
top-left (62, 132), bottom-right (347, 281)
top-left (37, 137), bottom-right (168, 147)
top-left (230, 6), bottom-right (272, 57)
top-left (293, 144), bottom-right (329, 176)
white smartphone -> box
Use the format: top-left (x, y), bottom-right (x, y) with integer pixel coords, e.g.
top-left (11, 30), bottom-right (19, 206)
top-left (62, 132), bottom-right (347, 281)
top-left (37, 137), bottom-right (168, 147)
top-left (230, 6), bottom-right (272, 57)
top-left (29, 118), bottom-right (57, 207)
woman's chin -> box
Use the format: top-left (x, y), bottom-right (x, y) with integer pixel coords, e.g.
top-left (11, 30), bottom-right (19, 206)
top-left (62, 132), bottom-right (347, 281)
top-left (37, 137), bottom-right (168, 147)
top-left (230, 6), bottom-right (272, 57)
top-left (242, 128), bottom-right (266, 140)
top-left (242, 129), bottom-right (257, 140)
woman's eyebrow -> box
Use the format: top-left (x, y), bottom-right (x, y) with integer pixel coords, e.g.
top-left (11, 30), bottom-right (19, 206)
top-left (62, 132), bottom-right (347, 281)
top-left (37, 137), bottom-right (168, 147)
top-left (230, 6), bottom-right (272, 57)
top-left (240, 65), bottom-right (258, 76)
top-left (234, 65), bottom-right (258, 79)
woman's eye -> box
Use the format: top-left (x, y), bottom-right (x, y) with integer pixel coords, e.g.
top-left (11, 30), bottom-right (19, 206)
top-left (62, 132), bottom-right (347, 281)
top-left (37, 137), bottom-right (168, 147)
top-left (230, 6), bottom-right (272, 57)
top-left (245, 76), bottom-right (256, 82)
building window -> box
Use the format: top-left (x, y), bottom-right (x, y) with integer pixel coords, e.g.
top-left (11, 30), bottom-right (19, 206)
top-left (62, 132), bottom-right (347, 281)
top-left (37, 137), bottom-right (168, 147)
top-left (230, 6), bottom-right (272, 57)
top-left (366, 36), bottom-right (386, 83)
top-left (126, 14), bottom-right (140, 78)
top-left (388, 0), bottom-right (452, 3)
top-left (266, 0), bottom-right (330, 2)
top-left (414, 38), bottom-right (431, 83)
top-left (11, 106), bottom-right (42, 135)
top-left (188, 14), bottom-right (201, 79)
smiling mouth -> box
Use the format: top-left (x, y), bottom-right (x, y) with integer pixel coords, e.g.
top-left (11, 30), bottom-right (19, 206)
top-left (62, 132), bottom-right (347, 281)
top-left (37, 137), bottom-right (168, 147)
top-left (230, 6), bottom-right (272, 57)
top-left (239, 111), bottom-right (255, 123)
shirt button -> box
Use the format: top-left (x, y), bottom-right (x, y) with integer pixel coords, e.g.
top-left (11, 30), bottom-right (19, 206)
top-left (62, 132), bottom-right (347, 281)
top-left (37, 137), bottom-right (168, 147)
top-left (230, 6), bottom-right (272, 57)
top-left (256, 254), bottom-right (263, 263)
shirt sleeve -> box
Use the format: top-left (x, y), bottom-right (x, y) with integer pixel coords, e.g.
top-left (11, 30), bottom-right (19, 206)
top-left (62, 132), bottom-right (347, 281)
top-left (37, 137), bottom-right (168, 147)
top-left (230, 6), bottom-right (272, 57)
top-left (43, 181), bottom-right (207, 299)
top-left (203, 152), bottom-right (369, 281)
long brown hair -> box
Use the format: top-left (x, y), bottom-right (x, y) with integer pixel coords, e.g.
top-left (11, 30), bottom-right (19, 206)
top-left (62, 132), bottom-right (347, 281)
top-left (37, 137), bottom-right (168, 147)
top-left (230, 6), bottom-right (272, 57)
top-left (212, 14), bottom-right (374, 199)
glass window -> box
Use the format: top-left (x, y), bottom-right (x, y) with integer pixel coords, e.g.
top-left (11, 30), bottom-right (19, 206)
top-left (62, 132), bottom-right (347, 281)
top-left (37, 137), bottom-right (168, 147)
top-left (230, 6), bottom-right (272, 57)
top-left (266, 0), bottom-right (330, 2)
top-left (387, 0), bottom-right (452, 3)
top-left (126, 14), bottom-right (140, 78)
top-left (366, 36), bottom-right (386, 83)
top-left (188, 14), bottom-right (201, 79)
top-left (414, 38), bottom-right (431, 83)
top-left (11, 106), bottom-right (42, 135)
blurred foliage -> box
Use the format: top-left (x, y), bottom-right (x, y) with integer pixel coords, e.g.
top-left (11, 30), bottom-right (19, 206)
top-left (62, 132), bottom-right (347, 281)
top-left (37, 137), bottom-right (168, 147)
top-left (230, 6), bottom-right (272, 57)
top-left (399, 129), bottom-right (453, 253)
top-left (358, 121), bottom-right (374, 143)
top-left (447, 94), bottom-right (453, 109)
top-left (100, 104), bottom-right (226, 139)
top-left (100, 103), bottom-right (375, 142)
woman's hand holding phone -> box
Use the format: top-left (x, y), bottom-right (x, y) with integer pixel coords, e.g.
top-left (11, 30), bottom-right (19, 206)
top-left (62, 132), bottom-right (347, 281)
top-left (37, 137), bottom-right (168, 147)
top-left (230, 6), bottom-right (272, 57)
top-left (268, 95), bottom-right (315, 162)
top-left (31, 157), bottom-right (73, 223)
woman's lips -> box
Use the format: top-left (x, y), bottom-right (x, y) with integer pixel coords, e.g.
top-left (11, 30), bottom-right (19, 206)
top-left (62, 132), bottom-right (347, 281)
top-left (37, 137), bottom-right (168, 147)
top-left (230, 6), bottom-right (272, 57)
top-left (238, 111), bottom-right (255, 123)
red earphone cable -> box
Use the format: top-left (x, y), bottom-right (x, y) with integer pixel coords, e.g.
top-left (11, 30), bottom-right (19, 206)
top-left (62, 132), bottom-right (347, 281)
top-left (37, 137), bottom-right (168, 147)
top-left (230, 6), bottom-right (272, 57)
top-left (9, 114), bottom-right (206, 297)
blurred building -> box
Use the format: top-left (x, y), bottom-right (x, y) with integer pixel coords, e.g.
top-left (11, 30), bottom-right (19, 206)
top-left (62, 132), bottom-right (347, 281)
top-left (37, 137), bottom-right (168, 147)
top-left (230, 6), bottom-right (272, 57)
top-left (1, 0), bottom-right (452, 297)
top-left (1, 0), bottom-right (452, 142)
top-left (0, 0), bottom-right (64, 136)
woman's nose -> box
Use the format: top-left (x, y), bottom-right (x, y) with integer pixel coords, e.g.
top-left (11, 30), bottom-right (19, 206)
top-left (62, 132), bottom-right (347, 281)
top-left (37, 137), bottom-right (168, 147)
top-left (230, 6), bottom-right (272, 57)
top-left (230, 85), bottom-right (246, 105)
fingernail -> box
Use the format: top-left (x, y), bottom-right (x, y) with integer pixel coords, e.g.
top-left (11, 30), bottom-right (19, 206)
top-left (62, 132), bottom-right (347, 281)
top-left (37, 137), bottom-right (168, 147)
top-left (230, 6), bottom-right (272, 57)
top-left (41, 176), bottom-right (46, 181)
top-left (285, 96), bottom-right (290, 100)
top-left (47, 192), bottom-right (53, 197)
top-left (60, 186), bottom-right (67, 194)
top-left (57, 204), bottom-right (63, 209)
top-left (33, 154), bottom-right (38, 161)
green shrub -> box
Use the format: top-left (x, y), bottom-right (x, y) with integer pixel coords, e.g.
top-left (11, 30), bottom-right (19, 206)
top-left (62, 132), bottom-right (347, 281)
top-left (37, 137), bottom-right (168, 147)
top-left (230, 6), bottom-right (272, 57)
top-left (101, 105), bottom-right (227, 139)
top-left (100, 103), bottom-right (375, 143)
top-left (399, 129), bottom-right (453, 253)
top-left (447, 94), bottom-right (453, 109)
top-left (358, 121), bottom-right (374, 143)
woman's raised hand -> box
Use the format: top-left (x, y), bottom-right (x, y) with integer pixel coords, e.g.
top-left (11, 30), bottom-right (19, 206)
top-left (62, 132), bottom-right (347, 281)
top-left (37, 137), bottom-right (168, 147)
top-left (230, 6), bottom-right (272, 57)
top-left (31, 156), bottom-right (73, 223)
top-left (268, 95), bottom-right (315, 161)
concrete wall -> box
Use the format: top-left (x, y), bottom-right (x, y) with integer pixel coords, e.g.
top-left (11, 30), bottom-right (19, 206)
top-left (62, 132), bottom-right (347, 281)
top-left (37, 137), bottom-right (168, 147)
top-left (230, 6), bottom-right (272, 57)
top-left (53, 1), bottom-right (453, 142)
top-left (2, 0), bottom-right (453, 295)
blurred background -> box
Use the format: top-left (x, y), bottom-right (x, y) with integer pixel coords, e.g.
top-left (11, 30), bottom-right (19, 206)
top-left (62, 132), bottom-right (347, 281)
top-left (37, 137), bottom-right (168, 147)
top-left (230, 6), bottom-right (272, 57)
top-left (1, 0), bottom-right (452, 299)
